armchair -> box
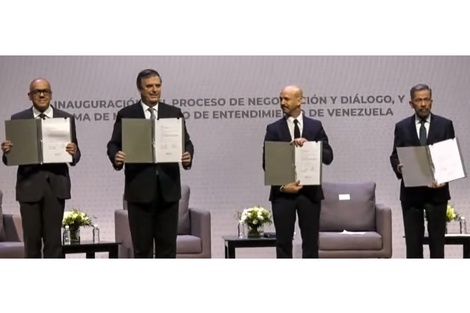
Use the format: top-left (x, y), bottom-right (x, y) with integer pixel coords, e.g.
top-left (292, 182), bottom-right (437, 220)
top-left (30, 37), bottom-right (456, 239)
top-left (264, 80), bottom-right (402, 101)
top-left (0, 190), bottom-right (25, 258)
top-left (318, 181), bottom-right (392, 258)
top-left (115, 184), bottom-right (211, 258)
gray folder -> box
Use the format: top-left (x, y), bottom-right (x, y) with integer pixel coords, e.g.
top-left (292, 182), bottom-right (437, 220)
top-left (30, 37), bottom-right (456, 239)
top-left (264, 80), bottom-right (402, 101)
top-left (397, 138), bottom-right (467, 187)
top-left (5, 119), bottom-right (42, 166)
top-left (397, 146), bottom-right (434, 187)
top-left (264, 141), bottom-right (296, 185)
top-left (122, 119), bottom-right (154, 163)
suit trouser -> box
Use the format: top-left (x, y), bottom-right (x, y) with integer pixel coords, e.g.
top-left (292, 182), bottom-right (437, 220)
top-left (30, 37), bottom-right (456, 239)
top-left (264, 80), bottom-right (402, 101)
top-left (402, 201), bottom-right (447, 258)
top-left (272, 194), bottom-right (321, 258)
top-left (127, 180), bottom-right (179, 258)
top-left (20, 182), bottom-right (65, 258)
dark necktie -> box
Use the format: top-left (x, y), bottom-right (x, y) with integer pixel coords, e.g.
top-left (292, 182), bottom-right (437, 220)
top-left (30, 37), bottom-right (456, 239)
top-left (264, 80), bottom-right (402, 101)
top-left (293, 119), bottom-right (301, 139)
top-left (419, 119), bottom-right (427, 146)
top-left (38, 113), bottom-right (46, 120)
top-left (148, 108), bottom-right (156, 120)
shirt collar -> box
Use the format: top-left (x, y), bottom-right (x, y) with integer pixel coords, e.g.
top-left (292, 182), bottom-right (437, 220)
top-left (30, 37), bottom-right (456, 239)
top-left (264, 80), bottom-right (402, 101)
top-left (415, 114), bottom-right (430, 124)
top-left (141, 101), bottom-right (158, 113)
top-left (32, 105), bottom-right (53, 119)
top-left (287, 112), bottom-right (303, 125)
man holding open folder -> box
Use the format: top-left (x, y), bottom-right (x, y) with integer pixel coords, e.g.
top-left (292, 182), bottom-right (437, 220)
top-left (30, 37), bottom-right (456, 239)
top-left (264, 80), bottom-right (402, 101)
top-left (107, 69), bottom-right (194, 258)
top-left (1, 78), bottom-right (80, 258)
top-left (263, 85), bottom-right (334, 258)
top-left (390, 83), bottom-right (456, 258)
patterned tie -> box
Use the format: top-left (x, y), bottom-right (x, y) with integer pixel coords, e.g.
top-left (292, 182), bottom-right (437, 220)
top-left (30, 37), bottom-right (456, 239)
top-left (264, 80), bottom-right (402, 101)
top-left (38, 113), bottom-right (46, 120)
top-left (148, 108), bottom-right (156, 120)
top-left (419, 119), bottom-right (427, 146)
top-left (293, 119), bottom-right (301, 139)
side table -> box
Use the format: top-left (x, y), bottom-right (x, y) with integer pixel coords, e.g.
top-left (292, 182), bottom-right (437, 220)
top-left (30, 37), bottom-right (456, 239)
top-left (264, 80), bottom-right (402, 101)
top-left (62, 241), bottom-right (120, 258)
top-left (222, 235), bottom-right (276, 258)
top-left (423, 234), bottom-right (470, 258)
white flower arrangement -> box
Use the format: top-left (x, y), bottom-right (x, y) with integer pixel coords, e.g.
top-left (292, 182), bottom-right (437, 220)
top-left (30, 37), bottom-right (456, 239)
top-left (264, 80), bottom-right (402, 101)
top-left (238, 206), bottom-right (273, 228)
top-left (62, 208), bottom-right (93, 229)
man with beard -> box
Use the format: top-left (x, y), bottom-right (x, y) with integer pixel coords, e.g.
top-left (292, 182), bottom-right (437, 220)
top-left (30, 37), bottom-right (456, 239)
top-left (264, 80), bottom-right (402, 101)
top-left (262, 85), bottom-right (334, 258)
top-left (390, 83), bottom-right (456, 258)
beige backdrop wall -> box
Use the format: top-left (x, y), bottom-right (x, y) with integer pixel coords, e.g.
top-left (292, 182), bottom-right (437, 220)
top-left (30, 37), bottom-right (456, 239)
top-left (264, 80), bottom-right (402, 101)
top-left (0, 56), bottom-right (469, 258)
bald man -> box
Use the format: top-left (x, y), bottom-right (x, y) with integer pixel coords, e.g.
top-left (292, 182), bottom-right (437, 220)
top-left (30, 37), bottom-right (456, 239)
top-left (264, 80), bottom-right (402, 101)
top-left (262, 85), bottom-right (334, 258)
top-left (1, 78), bottom-right (81, 258)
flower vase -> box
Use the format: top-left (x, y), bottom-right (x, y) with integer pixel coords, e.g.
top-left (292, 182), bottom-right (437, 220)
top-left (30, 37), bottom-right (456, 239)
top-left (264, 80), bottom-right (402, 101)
top-left (70, 226), bottom-right (80, 244)
top-left (247, 224), bottom-right (264, 238)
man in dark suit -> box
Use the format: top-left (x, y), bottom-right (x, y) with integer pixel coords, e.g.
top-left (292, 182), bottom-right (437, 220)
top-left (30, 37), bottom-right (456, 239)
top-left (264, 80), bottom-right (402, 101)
top-left (107, 69), bottom-right (194, 258)
top-left (390, 83), bottom-right (455, 258)
top-left (1, 78), bottom-right (81, 258)
top-left (263, 85), bottom-right (334, 258)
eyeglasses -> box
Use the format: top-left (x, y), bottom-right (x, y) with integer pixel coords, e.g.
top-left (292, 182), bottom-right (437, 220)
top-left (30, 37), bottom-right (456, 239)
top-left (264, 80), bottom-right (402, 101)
top-left (30, 89), bottom-right (51, 96)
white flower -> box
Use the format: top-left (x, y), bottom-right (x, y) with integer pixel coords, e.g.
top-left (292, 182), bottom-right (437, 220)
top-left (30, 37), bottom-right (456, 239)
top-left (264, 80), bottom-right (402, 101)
top-left (237, 206), bottom-right (273, 227)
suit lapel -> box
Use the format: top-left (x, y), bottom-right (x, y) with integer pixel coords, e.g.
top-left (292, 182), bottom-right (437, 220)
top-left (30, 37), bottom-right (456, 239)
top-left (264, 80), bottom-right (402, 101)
top-left (52, 106), bottom-right (65, 118)
top-left (157, 102), bottom-right (171, 118)
top-left (427, 114), bottom-right (438, 143)
top-left (407, 115), bottom-right (420, 145)
top-left (132, 101), bottom-right (146, 118)
top-left (280, 117), bottom-right (292, 141)
top-left (301, 116), bottom-right (309, 138)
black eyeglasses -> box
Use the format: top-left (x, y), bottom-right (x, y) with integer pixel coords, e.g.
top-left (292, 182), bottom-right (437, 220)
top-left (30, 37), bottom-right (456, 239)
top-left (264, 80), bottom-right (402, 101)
top-left (30, 89), bottom-right (52, 96)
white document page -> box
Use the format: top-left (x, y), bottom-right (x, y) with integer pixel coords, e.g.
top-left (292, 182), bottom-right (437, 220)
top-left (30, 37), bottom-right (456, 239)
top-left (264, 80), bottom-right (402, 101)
top-left (429, 138), bottom-right (466, 184)
top-left (154, 118), bottom-right (183, 163)
top-left (294, 141), bottom-right (322, 186)
top-left (41, 118), bottom-right (72, 163)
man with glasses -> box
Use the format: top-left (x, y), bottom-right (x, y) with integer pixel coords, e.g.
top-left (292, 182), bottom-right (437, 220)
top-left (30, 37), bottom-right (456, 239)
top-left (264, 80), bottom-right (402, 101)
top-left (390, 83), bottom-right (456, 258)
top-left (1, 78), bottom-right (81, 258)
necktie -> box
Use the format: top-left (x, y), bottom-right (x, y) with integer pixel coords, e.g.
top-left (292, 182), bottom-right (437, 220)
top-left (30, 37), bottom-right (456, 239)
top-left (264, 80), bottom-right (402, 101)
top-left (38, 113), bottom-right (46, 120)
top-left (148, 108), bottom-right (156, 120)
top-left (293, 119), bottom-right (301, 139)
top-left (419, 119), bottom-right (427, 146)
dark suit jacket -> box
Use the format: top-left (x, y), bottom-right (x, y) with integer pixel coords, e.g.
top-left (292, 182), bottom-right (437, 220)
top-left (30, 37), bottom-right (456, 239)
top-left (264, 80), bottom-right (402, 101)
top-left (2, 106), bottom-right (81, 202)
top-left (390, 113), bottom-right (455, 204)
top-left (107, 101), bottom-right (194, 203)
top-left (263, 115), bottom-right (334, 202)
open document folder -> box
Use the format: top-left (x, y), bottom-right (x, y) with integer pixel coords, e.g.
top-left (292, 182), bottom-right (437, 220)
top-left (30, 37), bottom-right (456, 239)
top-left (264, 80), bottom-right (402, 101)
top-left (397, 138), bottom-right (466, 187)
top-left (264, 141), bottom-right (322, 186)
top-left (4, 118), bottom-right (72, 165)
top-left (122, 118), bottom-right (184, 163)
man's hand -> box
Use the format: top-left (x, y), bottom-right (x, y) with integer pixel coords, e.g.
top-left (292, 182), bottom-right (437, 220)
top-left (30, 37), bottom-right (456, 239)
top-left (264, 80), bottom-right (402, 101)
top-left (281, 180), bottom-right (303, 194)
top-left (397, 164), bottom-right (403, 174)
top-left (115, 151), bottom-right (126, 167)
top-left (1, 140), bottom-right (12, 153)
top-left (292, 138), bottom-right (308, 147)
top-left (182, 151), bottom-right (191, 167)
top-left (428, 180), bottom-right (446, 189)
top-left (65, 143), bottom-right (77, 156)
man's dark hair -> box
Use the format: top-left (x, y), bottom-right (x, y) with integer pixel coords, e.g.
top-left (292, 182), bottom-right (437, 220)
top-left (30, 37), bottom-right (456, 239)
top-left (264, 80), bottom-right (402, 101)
top-left (136, 69), bottom-right (162, 90)
top-left (410, 83), bottom-right (432, 99)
